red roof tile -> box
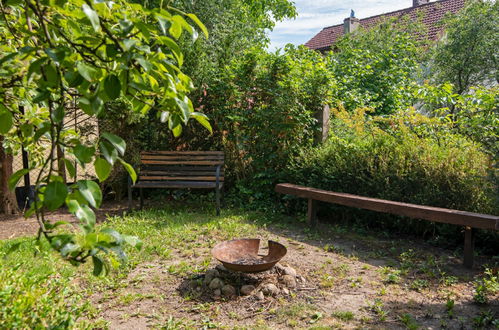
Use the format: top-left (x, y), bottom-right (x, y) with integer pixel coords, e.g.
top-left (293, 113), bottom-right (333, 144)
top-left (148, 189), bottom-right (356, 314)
top-left (305, 0), bottom-right (465, 51)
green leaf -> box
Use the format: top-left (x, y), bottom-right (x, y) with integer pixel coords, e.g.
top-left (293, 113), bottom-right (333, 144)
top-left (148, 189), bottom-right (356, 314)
top-left (44, 181), bottom-right (68, 211)
top-left (156, 16), bottom-right (170, 36)
top-left (175, 95), bottom-right (193, 123)
top-left (101, 132), bottom-right (126, 156)
top-left (67, 200), bottom-right (96, 228)
top-left (135, 21), bottom-right (151, 41)
top-left (27, 57), bottom-right (47, 80)
top-left (158, 36), bottom-right (183, 66)
top-left (8, 169), bottom-right (29, 191)
top-left (92, 255), bottom-right (104, 276)
top-left (103, 74), bottom-right (121, 100)
top-left (137, 58), bottom-right (153, 72)
top-left (77, 62), bottom-right (101, 82)
top-left (73, 144), bottom-right (95, 164)
top-left (44, 220), bottom-right (70, 230)
top-left (51, 105), bottom-right (65, 124)
top-left (94, 157), bottom-right (112, 182)
top-left (122, 39), bottom-right (137, 51)
top-left (43, 63), bottom-right (59, 87)
top-left (82, 4), bottom-right (101, 32)
top-left (100, 227), bottom-right (123, 244)
top-left (187, 13), bottom-right (208, 38)
top-left (172, 124), bottom-right (182, 137)
top-left (63, 158), bottom-right (76, 179)
top-left (169, 18), bottom-right (182, 39)
top-left (78, 96), bottom-right (103, 116)
top-left (0, 107), bottom-right (13, 134)
top-left (123, 235), bottom-right (142, 250)
top-left (77, 180), bottom-right (102, 208)
top-left (44, 48), bottom-right (66, 63)
top-left (60, 243), bottom-right (79, 257)
top-left (64, 71), bottom-right (84, 88)
top-left (106, 44), bottom-right (119, 58)
top-left (191, 112), bottom-right (212, 134)
top-left (118, 158), bottom-right (136, 184)
top-left (99, 141), bottom-right (118, 165)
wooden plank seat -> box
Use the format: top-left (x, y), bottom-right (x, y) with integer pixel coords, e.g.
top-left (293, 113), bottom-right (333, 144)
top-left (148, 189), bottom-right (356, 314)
top-left (275, 183), bottom-right (499, 269)
top-left (128, 151), bottom-right (224, 215)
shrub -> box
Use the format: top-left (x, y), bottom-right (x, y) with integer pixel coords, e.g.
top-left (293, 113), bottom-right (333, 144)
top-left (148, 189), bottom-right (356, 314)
top-left (287, 108), bottom-right (498, 248)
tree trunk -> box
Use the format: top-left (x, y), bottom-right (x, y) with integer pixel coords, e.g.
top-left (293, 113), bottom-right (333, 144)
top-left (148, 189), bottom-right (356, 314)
top-left (0, 136), bottom-right (18, 214)
top-left (57, 145), bottom-right (67, 183)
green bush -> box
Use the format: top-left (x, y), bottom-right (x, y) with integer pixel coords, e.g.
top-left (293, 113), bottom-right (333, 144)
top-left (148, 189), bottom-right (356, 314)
top-left (287, 108), bottom-right (498, 249)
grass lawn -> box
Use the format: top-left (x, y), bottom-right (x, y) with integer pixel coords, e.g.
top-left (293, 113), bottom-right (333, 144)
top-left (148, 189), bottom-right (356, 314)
top-left (1, 201), bottom-right (497, 329)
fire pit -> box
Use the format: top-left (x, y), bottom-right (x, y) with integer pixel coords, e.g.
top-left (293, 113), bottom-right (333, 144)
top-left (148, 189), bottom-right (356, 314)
top-left (211, 239), bottom-right (287, 272)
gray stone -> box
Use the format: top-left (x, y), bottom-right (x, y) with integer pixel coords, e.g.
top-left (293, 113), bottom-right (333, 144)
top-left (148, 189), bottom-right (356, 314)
top-left (189, 280), bottom-right (199, 289)
top-left (216, 264), bottom-right (228, 272)
top-left (221, 284), bottom-right (236, 297)
top-left (283, 266), bottom-right (297, 277)
top-left (262, 283), bottom-right (279, 296)
top-left (204, 269), bottom-right (220, 285)
top-left (275, 263), bottom-right (285, 272)
top-left (213, 289), bottom-right (221, 297)
top-left (209, 278), bottom-right (224, 290)
top-left (282, 275), bottom-right (297, 288)
top-left (282, 288), bottom-right (290, 295)
top-left (255, 291), bottom-right (265, 301)
top-left (240, 285), bottom-right (256, 295)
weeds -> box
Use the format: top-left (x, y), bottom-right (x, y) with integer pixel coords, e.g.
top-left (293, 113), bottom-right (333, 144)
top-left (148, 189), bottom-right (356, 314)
top-left (473, 268), bottom-right (498, 304)
top-left (399, 313), bottom-right (419, 329)
top-left (332, 310), bottom-right (355, 321)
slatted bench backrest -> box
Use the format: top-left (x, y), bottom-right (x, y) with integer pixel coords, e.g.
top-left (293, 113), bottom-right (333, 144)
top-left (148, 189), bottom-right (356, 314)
top-left (139, 151), bottom-right (224, 186)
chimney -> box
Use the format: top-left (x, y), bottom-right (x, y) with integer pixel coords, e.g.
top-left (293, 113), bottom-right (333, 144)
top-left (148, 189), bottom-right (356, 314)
top-left (343, 16), bottom-right (360, 34)
top-left (413, 0), bottom-right (430, 6)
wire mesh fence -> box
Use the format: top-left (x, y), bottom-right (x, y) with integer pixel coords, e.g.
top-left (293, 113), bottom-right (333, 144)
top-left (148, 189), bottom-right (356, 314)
top-left (12, 100), bottom-right (99, 188)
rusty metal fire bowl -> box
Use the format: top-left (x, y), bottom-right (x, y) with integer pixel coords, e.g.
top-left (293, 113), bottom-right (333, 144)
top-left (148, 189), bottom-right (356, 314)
top-left (211, 239), bottom-right (287, 273)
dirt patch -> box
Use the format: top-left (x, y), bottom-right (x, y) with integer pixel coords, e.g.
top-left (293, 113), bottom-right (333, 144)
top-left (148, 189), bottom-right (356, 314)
top-left (87, 224), bottom-right (498, 329)
top-left (0, 201), bottom-right (128, 240)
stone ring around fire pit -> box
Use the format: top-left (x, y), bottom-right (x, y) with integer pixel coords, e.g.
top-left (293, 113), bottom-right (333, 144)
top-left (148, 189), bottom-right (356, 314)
top-left (211, 239), bottom-right (287, 273)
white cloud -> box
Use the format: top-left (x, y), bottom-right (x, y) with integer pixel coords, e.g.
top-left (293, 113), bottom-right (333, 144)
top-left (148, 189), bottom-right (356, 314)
top-left (269, 0), bottom-right (417, 50)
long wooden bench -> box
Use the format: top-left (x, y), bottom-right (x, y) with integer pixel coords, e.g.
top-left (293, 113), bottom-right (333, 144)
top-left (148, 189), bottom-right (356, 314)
top-left (128, 151), bottom-right (224, 215)
top-left (275, 183), bottom-right (499, 268)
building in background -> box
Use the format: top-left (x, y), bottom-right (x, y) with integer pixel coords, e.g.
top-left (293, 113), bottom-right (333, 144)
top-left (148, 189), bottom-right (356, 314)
top-left (305, 0), bottom-right (465, 52)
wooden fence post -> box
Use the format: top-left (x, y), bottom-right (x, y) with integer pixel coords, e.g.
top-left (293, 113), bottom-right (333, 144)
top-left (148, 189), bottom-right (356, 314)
top-left (314, 104), bottom-right (330, 144)
top-left (464, 226), bottom-right (475, 269)
top-left (307, 199), bottom-right (318, 227)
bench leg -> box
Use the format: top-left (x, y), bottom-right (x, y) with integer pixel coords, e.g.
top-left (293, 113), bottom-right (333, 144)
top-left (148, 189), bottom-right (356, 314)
top-left (307, 199), bottom-right (318, 227)
top-left (464, 226), bottom-right (475, 269)
top-left (139, 188), bottom-right (144, 210)
top-left (127, 178), bottom-right (132, 211)
top-left (216, 187), bottom-right (221, 216)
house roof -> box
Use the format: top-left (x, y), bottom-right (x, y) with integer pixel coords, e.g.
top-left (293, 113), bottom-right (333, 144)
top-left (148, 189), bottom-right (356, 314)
top-left (305, 0), bottom-right (465, 51)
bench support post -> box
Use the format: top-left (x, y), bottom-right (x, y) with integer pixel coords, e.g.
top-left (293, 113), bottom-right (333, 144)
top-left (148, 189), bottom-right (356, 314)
top-left (215, 165), bottom-right (221, 216)
top-left (216, 187), bottom-right (221, 216)
top-left (127, 176), bottom-right (132, 211)
top-left (139, 188), bottom-right (144, 210)
top-left (464, 226), bottom-right (475, 269)
top-left (307, 199), bottom-right (318, 227)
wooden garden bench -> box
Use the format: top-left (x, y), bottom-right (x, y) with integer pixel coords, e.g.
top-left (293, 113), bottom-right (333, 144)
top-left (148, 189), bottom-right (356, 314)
top-left (275, 183), bottom-right (499, 268)
top-left (128, 151), bottom-right (224, 215)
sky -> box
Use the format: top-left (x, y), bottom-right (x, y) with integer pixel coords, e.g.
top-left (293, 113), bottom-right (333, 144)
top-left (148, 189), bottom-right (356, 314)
top-left (269, 0), bottom-right (418, 50)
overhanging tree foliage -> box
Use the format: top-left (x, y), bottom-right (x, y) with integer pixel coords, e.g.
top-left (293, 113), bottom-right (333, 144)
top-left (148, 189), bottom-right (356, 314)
top-left (0, 0), bottom-right (209, 274)
top-left (431, 0), bottom-right (498, 94)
